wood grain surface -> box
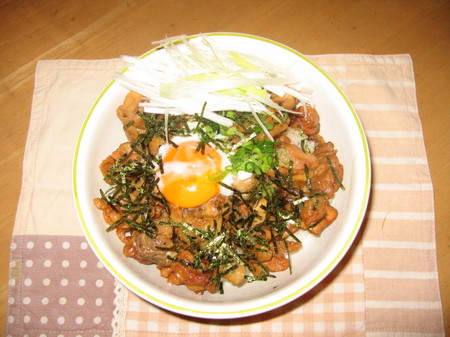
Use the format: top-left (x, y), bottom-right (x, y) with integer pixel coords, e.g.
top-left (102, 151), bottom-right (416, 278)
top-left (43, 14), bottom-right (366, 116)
top-left (1, 0), bottom-right (449, 333)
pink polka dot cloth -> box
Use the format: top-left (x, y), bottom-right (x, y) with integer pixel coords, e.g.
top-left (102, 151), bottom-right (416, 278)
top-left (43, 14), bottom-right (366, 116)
top-left (8, 236), bottom-right (114, 334)
top-left (5, 56), bottom-right (445, 337)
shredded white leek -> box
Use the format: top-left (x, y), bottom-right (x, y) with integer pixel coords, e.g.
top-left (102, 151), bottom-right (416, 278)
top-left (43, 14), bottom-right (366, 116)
top-left (164, 109), bottom-right (169, 143)
top-left (249, 104), bottom-right (274, 142)
top-left (231, 132), bottom-right (257, 152)
top-left (293, 196), bottom-right (311, 206)
top-left (115, 34), bottom-right (313, 128)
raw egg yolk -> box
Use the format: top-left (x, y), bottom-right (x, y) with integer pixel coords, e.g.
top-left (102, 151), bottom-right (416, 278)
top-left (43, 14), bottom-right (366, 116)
top-left (161, 141), bottom-right (222, 208)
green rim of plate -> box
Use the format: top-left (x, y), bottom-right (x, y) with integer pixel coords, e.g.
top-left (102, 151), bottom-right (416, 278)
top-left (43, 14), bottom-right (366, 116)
top-left (72, 32), bottom-right (371, 317)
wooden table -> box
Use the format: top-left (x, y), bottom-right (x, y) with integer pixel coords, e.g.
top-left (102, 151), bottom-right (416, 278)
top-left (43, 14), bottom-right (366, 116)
top-left (1, 0), bottom-right (449, 333)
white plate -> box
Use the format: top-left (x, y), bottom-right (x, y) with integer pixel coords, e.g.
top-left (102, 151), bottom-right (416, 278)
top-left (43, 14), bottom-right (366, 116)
top-left (73, 32), bottom-right (371, 319)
